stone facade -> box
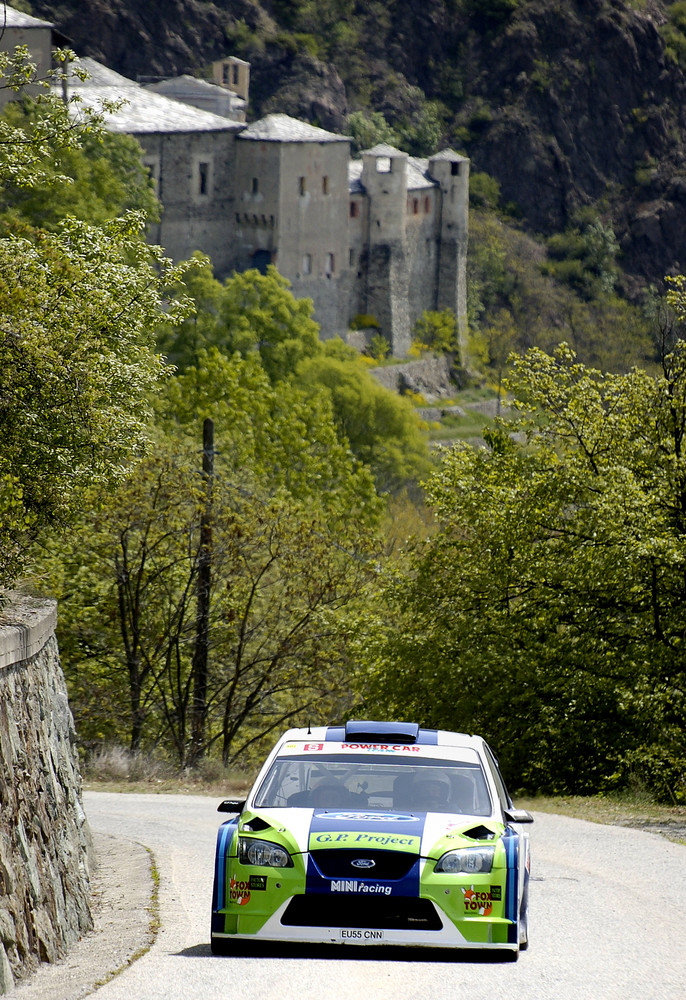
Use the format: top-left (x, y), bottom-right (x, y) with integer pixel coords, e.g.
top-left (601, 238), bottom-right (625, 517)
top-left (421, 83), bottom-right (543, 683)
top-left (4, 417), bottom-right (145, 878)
top-left (1, 6), bottom-right (469, 358)
top-left (0, 598), bottom-right (93, 994)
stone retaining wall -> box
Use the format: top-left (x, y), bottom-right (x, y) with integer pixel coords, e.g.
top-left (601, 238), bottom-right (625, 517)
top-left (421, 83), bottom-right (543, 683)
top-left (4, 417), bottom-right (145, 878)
top-left (370, 355), bottom-right (460, 402)
top-left (0, 598), bottom-right (93, 994)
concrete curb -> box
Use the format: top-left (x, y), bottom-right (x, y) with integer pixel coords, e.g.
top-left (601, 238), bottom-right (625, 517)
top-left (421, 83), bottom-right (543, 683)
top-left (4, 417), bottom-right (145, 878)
top-left (14, 832), bottom-right (154, 1000)
top-left (0, 597), bottom-right (57, 669)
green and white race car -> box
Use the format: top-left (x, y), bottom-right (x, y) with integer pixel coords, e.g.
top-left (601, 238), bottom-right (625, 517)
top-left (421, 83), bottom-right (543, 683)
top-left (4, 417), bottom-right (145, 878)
top-left (211, 720), bottom-right (533, 958)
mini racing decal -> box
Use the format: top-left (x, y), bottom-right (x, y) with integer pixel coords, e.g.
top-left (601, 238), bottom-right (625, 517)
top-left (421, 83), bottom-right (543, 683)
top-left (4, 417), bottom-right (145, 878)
top-left (306, 810), bottom-right (424, 897)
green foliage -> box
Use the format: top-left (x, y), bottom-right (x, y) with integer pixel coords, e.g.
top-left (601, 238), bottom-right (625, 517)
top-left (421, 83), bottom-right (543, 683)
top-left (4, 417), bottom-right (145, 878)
top-left (355, 336), bottom-right (686, 800)
top-left (0, 212), bottom-right (193, 590)
top-left (292, 354), bottom-right (433, 494)
top-left (346, 110), bottom-right (400, 155)
top-left (660, 2), bottom-right (686, 68)
top-left (0, 101), bottom-right (159, 227)
top-left (0, 48), bottom-right (194, 592)
top-left (0, 46), bottom-right (112, 191)
top-left (469, 171), bottom-right (501, 209)
top-left (412, 309), bottom-right (459, 355)
top-left (542, 215), bottom-right (620, 296)
top-left (367, 332), bottom-right (391, 361)
top-left (349, 313), bottom-right (380, 330)
top-left (158, 262), bottom-right (321, 382)
top-left (36, 352), bottom-right (383, 763)
top-left (467, 209), bottom-right (651, 372)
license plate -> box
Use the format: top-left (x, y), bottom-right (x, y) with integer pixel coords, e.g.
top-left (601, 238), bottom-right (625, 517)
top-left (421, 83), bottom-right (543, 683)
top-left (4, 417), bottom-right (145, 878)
top-left (339, 928), bottom-right (385, 942)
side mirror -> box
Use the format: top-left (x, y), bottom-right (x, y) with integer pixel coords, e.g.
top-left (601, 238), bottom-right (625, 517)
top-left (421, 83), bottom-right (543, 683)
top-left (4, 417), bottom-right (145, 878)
top-left (504, 807), bottom-right (534, 824)
top-left (218, 798), bottom-right (246, 814)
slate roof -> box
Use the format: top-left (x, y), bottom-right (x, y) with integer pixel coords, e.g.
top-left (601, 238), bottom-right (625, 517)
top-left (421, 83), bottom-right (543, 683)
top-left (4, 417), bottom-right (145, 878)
top-left (362, 143), bottom-right (407, 158)
top-left (145, 75), bottom-right (245, 119)
top-left (238, 113), bottom-right (348, 144)
top-left (59, 57), bottom-right (243, 135)
top-left (4, 4), bottom-right (71, 45)
top-left (4, 7), bottom-right (54, 28)
top-left (430, 147), bottom-right (469, 163)
top-left (348, 155), bottom-right (439, 194)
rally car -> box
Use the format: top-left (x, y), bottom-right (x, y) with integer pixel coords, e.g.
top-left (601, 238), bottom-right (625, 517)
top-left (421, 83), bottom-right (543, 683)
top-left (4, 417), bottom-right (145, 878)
top-left (211, 720), bottom-right (533, 958)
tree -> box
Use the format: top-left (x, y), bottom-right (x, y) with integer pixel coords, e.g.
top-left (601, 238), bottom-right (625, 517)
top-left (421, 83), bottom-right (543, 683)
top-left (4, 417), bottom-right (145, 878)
top-left (37, 350), bottom-right (383, 764)
top-left (0, 47), bottom-right (194, 593)
top-left (293, 352), bottom-right (433, 494)
top-left (157, 262), bottom-right (322, 381)
top-left (357, 335), bottom-right (686, 801)
top-left (0, 100), bottom-right (159, 228)
top-left (0, 212), bottom-right (193, 590)
top-left (158, 264), bottom-right (433, 494)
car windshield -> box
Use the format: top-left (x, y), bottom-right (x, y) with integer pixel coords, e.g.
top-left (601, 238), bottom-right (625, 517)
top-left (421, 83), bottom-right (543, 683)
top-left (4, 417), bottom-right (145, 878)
top-left (253, 754), bottom-right (492, 816)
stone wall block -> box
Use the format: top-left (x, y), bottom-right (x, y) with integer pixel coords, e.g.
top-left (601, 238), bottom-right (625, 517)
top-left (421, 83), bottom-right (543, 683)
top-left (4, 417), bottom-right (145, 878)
top-left (0, 599), bottom-right (93, 993)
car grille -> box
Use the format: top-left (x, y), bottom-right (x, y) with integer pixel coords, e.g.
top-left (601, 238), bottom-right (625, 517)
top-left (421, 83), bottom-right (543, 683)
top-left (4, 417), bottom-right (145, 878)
top-left (310, 849), bottom-right (417, 880)
top-left (282, 894), bottom-right (443, 931)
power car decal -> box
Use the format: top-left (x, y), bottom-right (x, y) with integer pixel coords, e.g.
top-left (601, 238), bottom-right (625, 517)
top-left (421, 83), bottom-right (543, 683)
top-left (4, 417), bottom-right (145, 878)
top-left (324, 725), bottom-right (439, 746)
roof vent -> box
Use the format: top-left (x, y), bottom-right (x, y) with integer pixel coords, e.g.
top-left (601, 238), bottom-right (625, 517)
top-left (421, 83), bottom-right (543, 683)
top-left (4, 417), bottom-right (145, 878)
top-left (343, 720), bottom-right (419, 744)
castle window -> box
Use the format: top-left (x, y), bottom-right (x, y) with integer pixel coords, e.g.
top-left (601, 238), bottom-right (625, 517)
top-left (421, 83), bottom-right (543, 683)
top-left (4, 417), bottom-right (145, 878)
top-left (222, 64), bottom-right (230, 84)
top-left (302, 253), bottom-right (312, 275)
top-left (451, 162), bottom-right (461, 176)
top-left (198, 161), bottom-right (209, 196)
top-left (350, 201), bottom-right (359, 218)
top-left (298, 176), bottom-right (306, 196)
top-left (322, 175), bottom-right (329, 195)
top-left (424, 196), bottom-right (431, 213)
top-left (252, 177), bottom-right (259, 195)
top-left (376, 157), bottom-right (391, 173)
top-left (325, 253), bottom-right (335, 276)
top-left (349, 249), bottom-right (355, 267)
top-left (232, 64), bottom-right (239, 86)
top-left (412, 198), bottom-right (419, 214)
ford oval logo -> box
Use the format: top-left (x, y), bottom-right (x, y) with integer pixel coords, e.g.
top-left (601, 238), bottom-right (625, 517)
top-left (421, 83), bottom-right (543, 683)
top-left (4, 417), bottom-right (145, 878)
top-left (351, 858), bottom-right (376, 869)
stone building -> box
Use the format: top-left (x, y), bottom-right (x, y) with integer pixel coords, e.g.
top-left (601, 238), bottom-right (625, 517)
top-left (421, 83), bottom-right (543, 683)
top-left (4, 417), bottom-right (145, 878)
top-left (1, 5), bottom-right (469, 357)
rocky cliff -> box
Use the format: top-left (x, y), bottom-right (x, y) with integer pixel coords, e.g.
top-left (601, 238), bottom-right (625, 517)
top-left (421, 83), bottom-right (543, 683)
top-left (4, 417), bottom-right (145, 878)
top-left (28, 0), bottom-right (686, 292)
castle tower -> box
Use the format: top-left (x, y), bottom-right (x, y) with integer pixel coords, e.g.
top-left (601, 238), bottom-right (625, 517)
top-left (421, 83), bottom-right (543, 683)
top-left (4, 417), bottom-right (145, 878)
top-left (212, 57), bottom-right (250, 106)
top-left (428, 150), bottom-right (470, 363)
top-left (360, 144), bottom-right (411, 356)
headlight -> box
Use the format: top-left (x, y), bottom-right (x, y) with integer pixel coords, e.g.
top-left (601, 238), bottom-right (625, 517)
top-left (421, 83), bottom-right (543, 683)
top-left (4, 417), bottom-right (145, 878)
top-left (238, 837), bottom-right (293, 868)
top-left (434, 847), bottom-right (495, 874)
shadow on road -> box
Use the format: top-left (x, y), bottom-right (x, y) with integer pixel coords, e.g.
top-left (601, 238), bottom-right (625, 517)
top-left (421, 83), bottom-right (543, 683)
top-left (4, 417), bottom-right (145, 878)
top-left (175, 942), bottom-right (519, 964)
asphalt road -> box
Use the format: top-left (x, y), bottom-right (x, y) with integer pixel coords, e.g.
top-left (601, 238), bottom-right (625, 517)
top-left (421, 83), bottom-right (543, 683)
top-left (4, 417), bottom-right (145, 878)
top-left (16, 791), bottom-right (686, 1000)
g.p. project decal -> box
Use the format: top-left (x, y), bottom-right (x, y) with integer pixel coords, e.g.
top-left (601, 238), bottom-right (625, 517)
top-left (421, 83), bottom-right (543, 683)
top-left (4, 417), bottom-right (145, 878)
top-left (309, 829), bottom-right (421, 851)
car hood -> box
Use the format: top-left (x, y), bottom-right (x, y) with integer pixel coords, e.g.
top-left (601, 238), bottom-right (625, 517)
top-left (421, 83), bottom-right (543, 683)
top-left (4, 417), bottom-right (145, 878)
top-left (238, 807), bottom-right (505, 859)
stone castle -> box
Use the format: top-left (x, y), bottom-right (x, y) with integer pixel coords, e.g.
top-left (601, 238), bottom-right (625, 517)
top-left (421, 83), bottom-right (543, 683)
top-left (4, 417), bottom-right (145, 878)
top-left (2, 6), bottom-right (469, 357)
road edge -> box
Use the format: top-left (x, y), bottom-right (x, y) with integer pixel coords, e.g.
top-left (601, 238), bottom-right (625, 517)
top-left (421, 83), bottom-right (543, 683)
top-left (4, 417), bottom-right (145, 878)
top-left (14, 831), bottom-right (155, 1000)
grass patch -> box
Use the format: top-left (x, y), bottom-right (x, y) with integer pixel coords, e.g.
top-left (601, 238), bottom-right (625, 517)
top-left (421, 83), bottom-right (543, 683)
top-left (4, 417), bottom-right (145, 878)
top-left (516, 792), bottom-right (686, 845)
top-left (82, 744), bottom-right (253, 798)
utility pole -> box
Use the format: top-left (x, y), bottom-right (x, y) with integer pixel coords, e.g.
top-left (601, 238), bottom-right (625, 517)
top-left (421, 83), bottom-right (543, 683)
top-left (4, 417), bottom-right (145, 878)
top-left (190, 418), bottom-right (214, 766)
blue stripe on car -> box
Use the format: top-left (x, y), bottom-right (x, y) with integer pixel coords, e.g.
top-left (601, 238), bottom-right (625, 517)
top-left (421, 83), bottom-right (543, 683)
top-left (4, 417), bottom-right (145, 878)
top-left (501, 826), bottom-right (519, 943)
top-left (214, 822), bottom-right (236, 910)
